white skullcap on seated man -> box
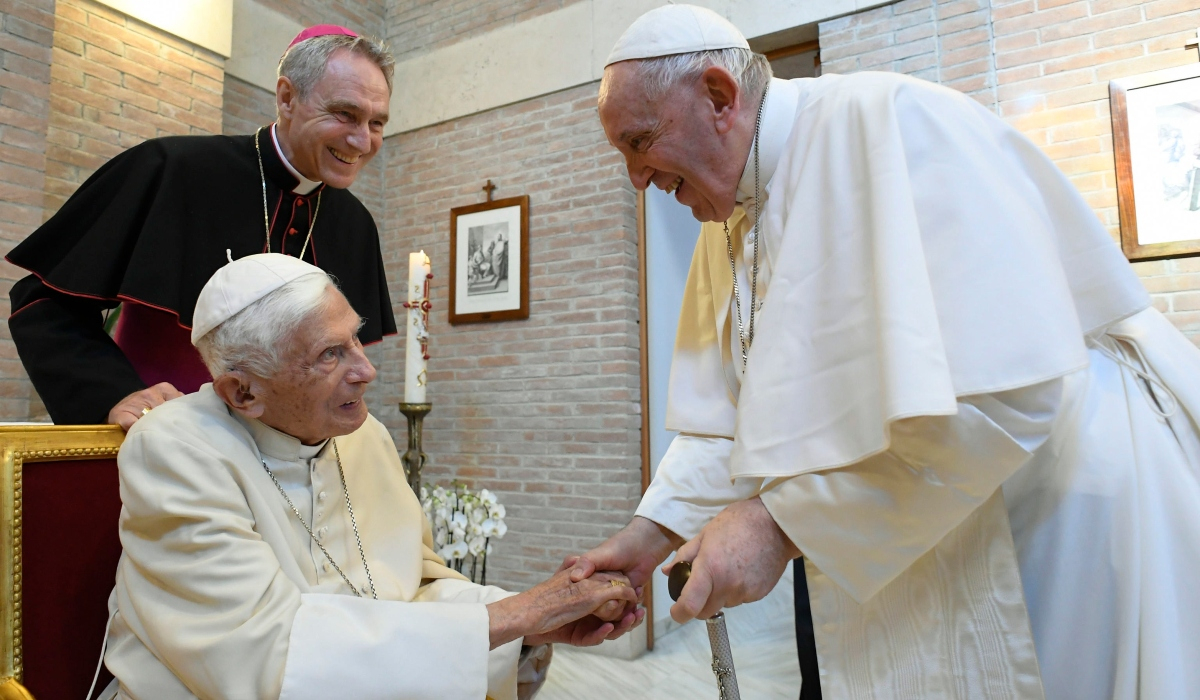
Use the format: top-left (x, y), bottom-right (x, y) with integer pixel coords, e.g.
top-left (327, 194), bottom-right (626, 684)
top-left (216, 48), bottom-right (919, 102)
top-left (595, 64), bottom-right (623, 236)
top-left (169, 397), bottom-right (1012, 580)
top-left (99, 254), bottom-right (640, 700)
top-left (565, 5), bottom-right (1200, 700)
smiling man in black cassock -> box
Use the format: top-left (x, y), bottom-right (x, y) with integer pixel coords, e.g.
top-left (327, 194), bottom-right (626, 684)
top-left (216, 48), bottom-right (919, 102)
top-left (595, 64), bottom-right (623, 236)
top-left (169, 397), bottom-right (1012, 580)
top-left (6, 25), bottom-right (396, 429)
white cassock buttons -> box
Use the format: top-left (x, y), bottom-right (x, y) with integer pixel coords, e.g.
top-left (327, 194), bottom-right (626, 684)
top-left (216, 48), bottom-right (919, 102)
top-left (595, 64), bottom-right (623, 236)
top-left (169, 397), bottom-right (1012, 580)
top-left (317, 526), bottom-right (328, 540)
top-left (318, 490), bottom-right (327, 501)
top-left (322, 562), bottom-right (331, 572)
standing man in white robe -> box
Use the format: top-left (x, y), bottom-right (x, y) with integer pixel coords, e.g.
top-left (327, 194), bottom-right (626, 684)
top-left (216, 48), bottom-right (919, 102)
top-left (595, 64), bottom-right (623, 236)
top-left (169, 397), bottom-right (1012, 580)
top-left (568, 5), bottom-right (1200, 699)
top-left (102, 254), bottom-right (641, 700)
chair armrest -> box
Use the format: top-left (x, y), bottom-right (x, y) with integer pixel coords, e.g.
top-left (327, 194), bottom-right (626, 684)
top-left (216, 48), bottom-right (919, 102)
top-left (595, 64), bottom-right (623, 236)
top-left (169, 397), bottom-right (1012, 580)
top-left (0, 677), bottom-right (35, 700)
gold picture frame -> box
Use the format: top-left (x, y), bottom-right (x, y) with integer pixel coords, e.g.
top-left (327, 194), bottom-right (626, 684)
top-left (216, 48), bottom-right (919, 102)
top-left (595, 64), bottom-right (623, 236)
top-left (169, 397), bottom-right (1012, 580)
top-left (1110, 62), bottom-right (1200, 261)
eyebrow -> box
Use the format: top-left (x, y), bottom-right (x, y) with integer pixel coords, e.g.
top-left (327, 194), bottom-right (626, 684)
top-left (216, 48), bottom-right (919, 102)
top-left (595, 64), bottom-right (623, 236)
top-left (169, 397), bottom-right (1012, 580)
top-left (617, 129), bottom-right (644, 143)
top-left (311, 318), bottom-right (365, 354)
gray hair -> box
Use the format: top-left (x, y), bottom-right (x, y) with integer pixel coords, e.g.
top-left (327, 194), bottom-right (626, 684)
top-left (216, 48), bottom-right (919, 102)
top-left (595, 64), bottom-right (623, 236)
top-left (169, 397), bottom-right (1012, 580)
top-left (195, 272), bottom-right (336, 378)
top-left (278, 34), bottom-right (395, 102)
top-left (623, 47), bottom-right (772, 105)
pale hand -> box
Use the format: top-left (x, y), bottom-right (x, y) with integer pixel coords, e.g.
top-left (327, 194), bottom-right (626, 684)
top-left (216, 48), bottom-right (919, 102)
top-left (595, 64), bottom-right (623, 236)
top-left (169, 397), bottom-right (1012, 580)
top-left (486, 569), bottom-right (640, 649)
top-left (557, 516), bottom-right (682, 639)
top-left (107, 383), bottom-right (184, 430)
top-left (565, 515), bottom-right (682, 590)
top-left (666, 496), bottom-right (799, 624)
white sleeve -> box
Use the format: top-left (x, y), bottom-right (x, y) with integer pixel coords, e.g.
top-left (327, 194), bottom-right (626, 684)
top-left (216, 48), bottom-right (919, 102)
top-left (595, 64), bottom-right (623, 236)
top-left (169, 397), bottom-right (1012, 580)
top-left (280, 579), bottom-right (523, 700)
top-left (636, 433), bottom-right (763, 539)
top-left (760, 379), bottom-right (1061, 603)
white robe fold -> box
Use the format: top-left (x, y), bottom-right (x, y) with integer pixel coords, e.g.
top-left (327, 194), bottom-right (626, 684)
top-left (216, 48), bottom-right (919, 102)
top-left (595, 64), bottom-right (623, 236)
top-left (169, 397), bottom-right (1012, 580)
top-left (638, 73), bottom-right (1200, 699)
top-left (105, 385), bottom-right (529, 700)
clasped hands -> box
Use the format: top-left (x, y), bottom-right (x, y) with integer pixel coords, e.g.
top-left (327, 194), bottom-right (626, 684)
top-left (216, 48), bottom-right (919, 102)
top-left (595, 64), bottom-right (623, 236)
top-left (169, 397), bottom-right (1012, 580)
top-left (563, 497), bottom-right (799, 628)
top-left (486, 566), bottom-right (644, 650)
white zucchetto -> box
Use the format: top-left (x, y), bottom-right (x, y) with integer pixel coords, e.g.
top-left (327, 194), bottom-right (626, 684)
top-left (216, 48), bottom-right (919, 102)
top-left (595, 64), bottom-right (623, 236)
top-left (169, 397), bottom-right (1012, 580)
top-left (191, 253), bottom-right (325, 344)
top-left (604, 4), bottom-right (750, 67)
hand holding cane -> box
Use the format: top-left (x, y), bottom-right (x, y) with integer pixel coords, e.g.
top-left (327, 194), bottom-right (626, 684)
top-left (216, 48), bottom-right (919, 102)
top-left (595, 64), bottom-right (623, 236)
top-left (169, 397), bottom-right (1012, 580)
top-left (669, 561), bottom-right (741, 700)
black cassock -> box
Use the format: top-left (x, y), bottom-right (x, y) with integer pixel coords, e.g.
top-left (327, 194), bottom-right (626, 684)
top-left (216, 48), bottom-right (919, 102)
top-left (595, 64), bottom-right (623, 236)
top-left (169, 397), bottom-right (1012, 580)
top-left (7, 127), bottom-right (396, 425)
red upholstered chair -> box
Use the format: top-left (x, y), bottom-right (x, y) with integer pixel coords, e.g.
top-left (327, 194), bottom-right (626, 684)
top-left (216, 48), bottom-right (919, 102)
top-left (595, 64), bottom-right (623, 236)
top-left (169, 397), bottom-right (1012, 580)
top-left (0, 426), bottom-right (125, 700)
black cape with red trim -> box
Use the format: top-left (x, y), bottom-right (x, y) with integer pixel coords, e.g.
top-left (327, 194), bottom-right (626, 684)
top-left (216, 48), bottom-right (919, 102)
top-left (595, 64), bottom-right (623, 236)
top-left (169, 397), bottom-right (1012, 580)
top-left (7, 128), bottom-right (396, 424)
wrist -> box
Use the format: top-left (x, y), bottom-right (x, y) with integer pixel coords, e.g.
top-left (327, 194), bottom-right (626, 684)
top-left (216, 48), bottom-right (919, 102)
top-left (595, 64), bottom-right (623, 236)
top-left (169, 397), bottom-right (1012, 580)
top-left (486, 596), bottom-right (529, 650)
top-left (631, 515), bottom-right (684, 554)
top-left (752, 496), bottom-right (802, 560)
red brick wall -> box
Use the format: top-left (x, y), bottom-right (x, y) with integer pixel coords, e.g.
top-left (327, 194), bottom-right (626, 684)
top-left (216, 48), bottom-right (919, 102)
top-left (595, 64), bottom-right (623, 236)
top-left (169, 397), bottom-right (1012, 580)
top-left (819, 0), bottom-right (1200, 343)
top-left (44, 0), bottom-right (224, 214)
top-left (0, 0), bottom-right (54, 419)
top-left (258, 0), bottom-right (385, 36)
top-left (369, 82), bottom-right (643, 588)
top-left (222, 74), bottom-right (276, 136)
top-left (385, 0), bottom-right (576, 60)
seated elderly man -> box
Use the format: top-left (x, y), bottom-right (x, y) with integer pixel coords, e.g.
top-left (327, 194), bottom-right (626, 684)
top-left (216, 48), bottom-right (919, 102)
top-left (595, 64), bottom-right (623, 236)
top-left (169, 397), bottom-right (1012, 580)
top-left (100, 253), bottom-right (640, 699)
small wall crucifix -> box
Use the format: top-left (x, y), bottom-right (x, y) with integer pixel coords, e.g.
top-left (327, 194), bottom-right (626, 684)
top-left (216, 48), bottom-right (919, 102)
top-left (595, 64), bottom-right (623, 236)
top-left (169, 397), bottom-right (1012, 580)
top-left (483, 179), bottom-right (497, 201)
top-left (1189, 28), bottom-right (1200, 59)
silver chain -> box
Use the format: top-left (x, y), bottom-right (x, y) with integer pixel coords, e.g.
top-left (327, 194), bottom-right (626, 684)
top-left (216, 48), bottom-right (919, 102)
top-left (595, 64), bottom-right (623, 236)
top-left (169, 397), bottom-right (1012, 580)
top-left (254, 126), bottom-right (323, 261)
top-left (259, 439), bottom-right (377, 599)
top-left (726, 83), bottom-right (769, 370)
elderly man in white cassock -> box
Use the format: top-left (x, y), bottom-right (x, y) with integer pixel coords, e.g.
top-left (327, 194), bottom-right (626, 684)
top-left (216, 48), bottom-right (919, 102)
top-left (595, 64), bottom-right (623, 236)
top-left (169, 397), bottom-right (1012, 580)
top-left (566, 5), bottom-right (1200, 700)
top-left (99, 253), bottom-right (640, 700)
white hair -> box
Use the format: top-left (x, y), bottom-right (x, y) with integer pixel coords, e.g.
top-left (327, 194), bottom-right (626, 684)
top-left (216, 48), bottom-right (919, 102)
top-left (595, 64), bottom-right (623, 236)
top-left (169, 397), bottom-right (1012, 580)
top-left (277, 33), bottom-right (395, 104)
top-left (614, 47), bottom-right (772, 105)
top-left (195, 272), bottom-right (337, 378)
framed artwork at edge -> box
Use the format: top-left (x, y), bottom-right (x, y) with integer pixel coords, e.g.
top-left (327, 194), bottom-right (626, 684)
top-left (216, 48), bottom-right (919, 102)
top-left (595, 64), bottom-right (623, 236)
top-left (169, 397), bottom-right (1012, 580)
top-left (1111, 62), bottom-right (1200, 261)
top-left (449, 195), bottom-right (530, 324)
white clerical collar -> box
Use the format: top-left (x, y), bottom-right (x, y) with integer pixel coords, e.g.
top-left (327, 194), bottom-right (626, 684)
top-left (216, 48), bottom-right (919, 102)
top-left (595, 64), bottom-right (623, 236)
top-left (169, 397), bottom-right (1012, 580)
top-left (736, 78), bottom-right (801, 204)
top-left (271, 124), bottom-right (322, 195)
top-left (237, 412), bottom-right (329, 462)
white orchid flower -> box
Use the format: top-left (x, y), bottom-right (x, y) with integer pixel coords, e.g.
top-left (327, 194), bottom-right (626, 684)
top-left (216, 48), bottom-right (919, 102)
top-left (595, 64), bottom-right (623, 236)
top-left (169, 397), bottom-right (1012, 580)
top-left (481, 519), bottom-right (508, 538)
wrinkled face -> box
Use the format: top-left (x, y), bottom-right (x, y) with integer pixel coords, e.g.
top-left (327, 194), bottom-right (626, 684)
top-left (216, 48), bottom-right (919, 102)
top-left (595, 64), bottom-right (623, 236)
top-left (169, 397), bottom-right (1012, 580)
top-left (255, 289), bottom-right (377, 444)
top-left (598, 62), bottom-right (746, 222)
top-left (276, 49), bottom-right (390, 189)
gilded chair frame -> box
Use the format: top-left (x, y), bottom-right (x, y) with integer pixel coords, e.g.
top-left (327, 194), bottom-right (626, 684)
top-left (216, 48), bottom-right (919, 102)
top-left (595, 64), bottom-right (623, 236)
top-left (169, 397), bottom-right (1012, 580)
top-left (0, 425), bottom-right (125, 689)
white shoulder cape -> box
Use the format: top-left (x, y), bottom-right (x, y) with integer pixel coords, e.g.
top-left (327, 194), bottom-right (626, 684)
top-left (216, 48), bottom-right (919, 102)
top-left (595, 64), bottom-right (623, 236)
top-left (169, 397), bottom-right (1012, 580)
top-left (666, 72), bottom-right (1149, 480)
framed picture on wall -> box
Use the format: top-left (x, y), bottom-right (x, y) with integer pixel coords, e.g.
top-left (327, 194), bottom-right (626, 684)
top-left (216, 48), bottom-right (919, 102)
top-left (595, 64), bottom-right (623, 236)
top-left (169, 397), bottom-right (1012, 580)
top-left (1110, 62), bottom-right (1200, 261)
top-left (448, 195), bottom-right (529, 324)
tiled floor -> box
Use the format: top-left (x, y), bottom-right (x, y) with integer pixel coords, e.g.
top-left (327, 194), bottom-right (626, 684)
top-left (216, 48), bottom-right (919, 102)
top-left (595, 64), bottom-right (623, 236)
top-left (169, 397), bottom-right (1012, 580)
top-left (540, 568), bottom-right (800, 699)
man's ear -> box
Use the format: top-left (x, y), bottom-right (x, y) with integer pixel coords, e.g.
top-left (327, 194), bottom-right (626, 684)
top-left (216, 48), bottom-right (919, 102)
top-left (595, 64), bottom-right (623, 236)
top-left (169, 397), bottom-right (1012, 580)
top-left (702, 65), bottom-right (741, 135)
top-left (276, 76), bottom-right (297, 123)
top-left (212, 371), bottom-right (266, 419)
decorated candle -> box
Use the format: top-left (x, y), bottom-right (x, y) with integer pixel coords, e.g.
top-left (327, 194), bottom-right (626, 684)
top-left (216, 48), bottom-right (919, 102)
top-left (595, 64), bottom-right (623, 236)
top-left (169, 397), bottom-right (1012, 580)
top-left (404, 251), bottom-right (431, 403)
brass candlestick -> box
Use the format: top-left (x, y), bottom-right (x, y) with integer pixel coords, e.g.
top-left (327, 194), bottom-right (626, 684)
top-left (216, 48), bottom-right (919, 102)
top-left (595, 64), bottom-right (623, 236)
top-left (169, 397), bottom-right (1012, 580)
top-left (398, 402), bottom-right (432, 494)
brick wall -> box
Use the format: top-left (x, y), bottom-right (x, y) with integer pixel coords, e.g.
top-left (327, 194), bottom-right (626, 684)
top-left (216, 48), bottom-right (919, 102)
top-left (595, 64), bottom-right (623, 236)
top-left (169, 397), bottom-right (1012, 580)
top-left (819, 0), bottom-right (1000, 106)
top-left (370, 81), bottom-right (643, 589)
top-left (819, 0), bottom-right (1200, 343)
top-left (258, 0), bottom-right (385, 35)
top-left (222, 74), bottom-right (276, 136)
top-left (0, 0), bottom-right (54, 419)
top-left (44, 0), bottom-right (224, 214)
top-left (386, 0), bottom-right (577, 60)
